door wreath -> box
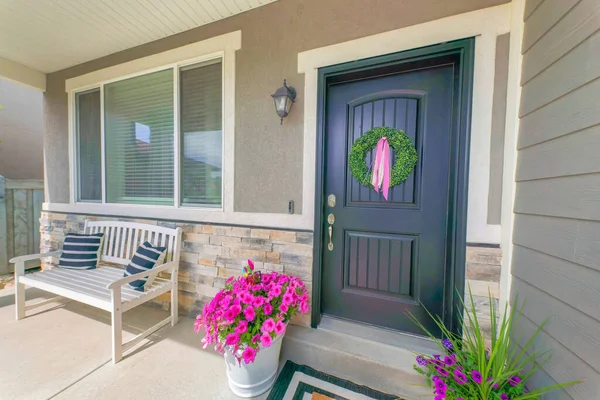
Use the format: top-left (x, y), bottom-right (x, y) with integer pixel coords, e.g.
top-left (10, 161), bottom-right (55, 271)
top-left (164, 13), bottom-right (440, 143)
top-left (349, 126), bottom-right (417, 199)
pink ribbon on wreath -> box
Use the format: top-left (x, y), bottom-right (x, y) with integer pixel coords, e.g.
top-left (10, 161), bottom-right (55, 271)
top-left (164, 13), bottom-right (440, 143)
top-left (370, 137), bottom-right (391, 200)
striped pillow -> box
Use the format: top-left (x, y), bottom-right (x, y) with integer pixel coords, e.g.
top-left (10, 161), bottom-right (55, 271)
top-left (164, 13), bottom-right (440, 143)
top-left (125, 242), bottom-right (166, 291)
top-left (58, 233), bottom-right (105, 270)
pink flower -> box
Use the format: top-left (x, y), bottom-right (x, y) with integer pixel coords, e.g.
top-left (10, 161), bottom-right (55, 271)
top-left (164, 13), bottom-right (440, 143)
top-left (244, 306), bottom-right (256, 321)
top-left (194, 316), bottom-right (203, 333)
top-left (225, 333), bottom-right (240, 346)
top-left (274, 321), bottom-right (286, 335)
top-left (241, 346), bottom-right (256, 364)
top-left (230, 305), bottom-right (242, 317)
top-left (252, 296), bottom-right (264, 308)
top-left (260, 333), bottom-right (273, 347)
top-left (269, 286), bottom-right (282, 297)
top-left (282, 293), bottom-right (294, 306)
top-left (251, 334), bottom-right (261, 344)
top-left (263, 303), bottom-right (273, 315)
top-left (235, 320), bottom-right (248, 334)
top-left (279, 304), bottom-right (289, 314)
top-left (262, 318), bottom-right (276, 333)
top-left (224, 309), bottom-right (236, 322)
top-left (299, 301), bottom-right (309, 314)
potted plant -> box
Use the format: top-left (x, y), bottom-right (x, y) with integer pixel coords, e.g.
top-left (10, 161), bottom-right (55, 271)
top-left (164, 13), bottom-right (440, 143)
top-left (411, 291), bottom-right (581, 400)
top-left (194, 260), bottom-right (309, 397)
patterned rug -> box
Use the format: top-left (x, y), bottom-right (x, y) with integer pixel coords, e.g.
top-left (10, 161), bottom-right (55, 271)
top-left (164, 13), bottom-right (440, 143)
top-left (267, 361), bottom-right (400, 400)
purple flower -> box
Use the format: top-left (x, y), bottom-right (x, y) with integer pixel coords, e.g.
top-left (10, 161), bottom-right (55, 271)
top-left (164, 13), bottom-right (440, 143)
top-left (434, 379), bottom-right (446, 391)
top-left (416, 355), bottom-right (427, 366)
top-left (453, 369), bottom-right (467, 385)
top-left (472, 370), bottom-right (483, 384)
top-left (432, 375), bottom-right (440, 381)
top-left (443, 355), bottom-right (455, 367)
top-left (487, 377), bottom-right (499, 389)
top-left (509, 376), bottom-right (521, 386)
top-left (500, 394), bottom-right (509, 400)
top-left (433, 354), bottom-right (441, 360)
top-left (435, 366), bottom-right (449, 377)
top-left (442, 338), bottom-right (453, 350)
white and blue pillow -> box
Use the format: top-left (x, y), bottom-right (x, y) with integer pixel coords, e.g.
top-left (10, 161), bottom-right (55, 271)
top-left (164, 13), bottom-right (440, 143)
top-left (58, 233), bottom-right (105, 270)
top-left (124, 242), bottom-right (167, 291)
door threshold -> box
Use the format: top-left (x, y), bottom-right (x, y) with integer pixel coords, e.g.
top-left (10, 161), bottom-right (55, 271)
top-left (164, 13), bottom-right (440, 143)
top-left (318, 315), bottom-right (439, 355)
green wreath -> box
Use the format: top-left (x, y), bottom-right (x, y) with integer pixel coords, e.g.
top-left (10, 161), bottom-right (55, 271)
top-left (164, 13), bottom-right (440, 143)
top-left (349, 126), bottom-right (418, 188)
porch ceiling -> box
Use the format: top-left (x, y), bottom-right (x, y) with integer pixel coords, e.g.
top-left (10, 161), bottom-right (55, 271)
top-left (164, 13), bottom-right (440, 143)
top-left (0, 0), bottom-right (277, 74)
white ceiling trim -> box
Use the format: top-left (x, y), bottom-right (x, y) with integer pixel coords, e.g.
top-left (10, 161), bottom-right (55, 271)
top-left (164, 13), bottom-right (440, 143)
top-left (0, 0), bottom-right (277, 74)
top-left (0, 56), bottom-right (45, 91)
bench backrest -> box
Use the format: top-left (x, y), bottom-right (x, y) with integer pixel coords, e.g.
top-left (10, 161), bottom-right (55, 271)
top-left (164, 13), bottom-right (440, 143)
top-left (84, 220), bottom-right (182, 266)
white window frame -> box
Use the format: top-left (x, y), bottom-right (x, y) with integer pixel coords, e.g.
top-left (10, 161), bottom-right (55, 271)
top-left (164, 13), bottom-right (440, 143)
top-left (66, 31), bottom-right (240, 216)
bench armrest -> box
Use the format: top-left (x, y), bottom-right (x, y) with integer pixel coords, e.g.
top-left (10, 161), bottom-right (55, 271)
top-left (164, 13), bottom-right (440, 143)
top-left (10, 251), bottom-right (62, 264)
top-left (106, 261), bottom-right (179, 290)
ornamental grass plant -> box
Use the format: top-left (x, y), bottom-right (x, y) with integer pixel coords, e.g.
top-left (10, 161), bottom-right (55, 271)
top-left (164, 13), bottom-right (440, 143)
top-left (194, 260), bottom-right (309, 365)
top-left (411, 289), bottom-right (581, 400)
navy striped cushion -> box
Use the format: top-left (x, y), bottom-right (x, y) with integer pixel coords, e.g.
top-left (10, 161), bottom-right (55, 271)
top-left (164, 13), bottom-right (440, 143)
top-left (58, 233), bottom-right (104, 270)
top-left (125, 242), bottom-right (166, 291)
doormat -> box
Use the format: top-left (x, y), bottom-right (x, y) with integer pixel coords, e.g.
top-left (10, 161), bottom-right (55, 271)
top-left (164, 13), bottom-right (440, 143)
top-left (267, 360), bottom-right (401, 400)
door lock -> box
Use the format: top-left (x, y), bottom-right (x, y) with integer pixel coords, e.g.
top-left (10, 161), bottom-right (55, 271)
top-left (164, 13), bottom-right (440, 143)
top-left (327, 213), bottom-right (335, 251)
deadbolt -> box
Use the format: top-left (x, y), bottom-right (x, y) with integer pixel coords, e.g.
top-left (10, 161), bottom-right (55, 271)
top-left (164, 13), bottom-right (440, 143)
top-left (327, 194), bottom-right (336, 208)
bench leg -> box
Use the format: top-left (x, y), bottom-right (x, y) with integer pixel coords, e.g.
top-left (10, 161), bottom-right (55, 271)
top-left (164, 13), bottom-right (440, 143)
top-left (111, 287), bottom-right (123, 364)
top-left (14, 261), bottom-right (25, 320)
top-left (171, 281), bottom-right (179, 326)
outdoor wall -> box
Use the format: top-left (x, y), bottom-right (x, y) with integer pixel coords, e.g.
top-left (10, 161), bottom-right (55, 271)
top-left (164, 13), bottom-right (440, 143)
top-left (38, 211), bottom-right (500, 331)
top-left (0, 78), bottom-right (44, 179)
top-left (510, 0), bottom-right (600, 398)
top-left (43, 0), bottom-right (508, 244)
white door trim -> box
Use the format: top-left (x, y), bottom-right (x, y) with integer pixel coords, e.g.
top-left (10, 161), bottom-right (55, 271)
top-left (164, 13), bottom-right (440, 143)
top-left (298, 4), bottom-right (511, 244)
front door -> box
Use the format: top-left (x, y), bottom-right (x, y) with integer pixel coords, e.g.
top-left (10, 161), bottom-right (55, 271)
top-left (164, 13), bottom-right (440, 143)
top-left (320, 43), bottom-right (471, 336)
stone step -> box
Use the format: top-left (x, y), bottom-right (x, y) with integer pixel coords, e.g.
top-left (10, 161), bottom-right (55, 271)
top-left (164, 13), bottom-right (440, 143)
top-left (466, 246), bottom-right (502, 266)
top-left (282, 325), bottom-right (433, 400)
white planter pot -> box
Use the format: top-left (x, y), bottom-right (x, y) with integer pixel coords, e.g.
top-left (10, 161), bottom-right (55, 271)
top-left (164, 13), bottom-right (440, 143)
top-left (224, 333), bottom-right (284, 398)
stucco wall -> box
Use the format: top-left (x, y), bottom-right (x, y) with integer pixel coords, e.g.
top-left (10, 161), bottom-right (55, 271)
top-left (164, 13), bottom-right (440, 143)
top-left (44, 0), bottom-right (508, 214)
top-left (0, 78), bottom-right (44, 179)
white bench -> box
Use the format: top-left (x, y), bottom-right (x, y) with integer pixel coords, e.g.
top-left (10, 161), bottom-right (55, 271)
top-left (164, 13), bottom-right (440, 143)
top-left (10, 220), bottom-right (182, 364)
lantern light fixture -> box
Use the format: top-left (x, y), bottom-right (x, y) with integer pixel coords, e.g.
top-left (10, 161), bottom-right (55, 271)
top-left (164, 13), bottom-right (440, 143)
top-left (271, 79), bottom-right (296, 124)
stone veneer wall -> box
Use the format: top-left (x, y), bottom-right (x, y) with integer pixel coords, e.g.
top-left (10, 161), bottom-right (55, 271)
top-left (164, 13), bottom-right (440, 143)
top-left (39, 212), bottom-right (313, 326)
top-left (38, 212), bottom-right (501, 332)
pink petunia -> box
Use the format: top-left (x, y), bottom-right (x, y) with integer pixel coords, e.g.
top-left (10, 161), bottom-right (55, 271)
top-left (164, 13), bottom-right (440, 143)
top-left (224, 309), bottom-right (236, 322)
top-left (281, 293), bottom-right (294, 306)
top-left (235, 320), bottom-right (248, 334)
top-left (251, 334), bottom-right (261, 344)
top-left (279, 304), bottom-right (289, 314)
top-left (263, 303), bottom-right (273, 316)
top-left (244, 306), bottom-right (256, 321)
top-left (299, 301), bottom-right (309, 314)
top-left (262, 318), bottom-right (276, 333)
top-left (225, 333), bottom-right (240, 346)
top-left (252, 296), bottom-right (264, 308)
top-left (230, 305), bottom-right (242, 317)
top-left (260, 333), bottom-right (273, 347)
top-left (241, 346), bottom-right (256, 364)
top-left (269, 286), bottom-right (282, 297)
top-left (274, 321), bottom-right (286, 335)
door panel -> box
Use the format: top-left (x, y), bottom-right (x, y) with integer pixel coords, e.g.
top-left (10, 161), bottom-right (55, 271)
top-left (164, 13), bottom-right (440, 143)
top-left (322, 55), bottom-right (460, 336)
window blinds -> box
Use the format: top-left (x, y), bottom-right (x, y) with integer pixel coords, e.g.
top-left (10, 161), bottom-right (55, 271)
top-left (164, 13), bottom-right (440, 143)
top-left (104, 69), bottom-right (175, 205)
top-left (180, 60), bottom-right (223, 207)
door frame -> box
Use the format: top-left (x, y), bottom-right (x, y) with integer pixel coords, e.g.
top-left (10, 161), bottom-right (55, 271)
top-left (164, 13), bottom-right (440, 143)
top-left (311, 38), bottom-right (475, 337)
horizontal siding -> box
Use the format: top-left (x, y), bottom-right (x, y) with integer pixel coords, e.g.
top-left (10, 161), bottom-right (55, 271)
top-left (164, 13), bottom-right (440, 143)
top-left (510, 278), bottom-right (600, 375)
top-left (520, 0), bottom-right (600, 84)
top-left (512, 1), bottom-right (600, 398)
top-left (512, 245), bottom-right (600, 321)
top-left (522, 0), bottom-right (579, 52)
top-left (520, 30), bottom-right (600, 117)
top-left (518, 77), bottom-right (600, 149)
top-left (515, 174), bottom-right (600, 220)
top-left (516, 125), bottom-right (600, 181)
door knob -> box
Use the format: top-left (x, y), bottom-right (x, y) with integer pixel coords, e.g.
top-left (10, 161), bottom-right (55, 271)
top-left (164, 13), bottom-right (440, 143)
top-left (327, 213), bottom-right (335, 251)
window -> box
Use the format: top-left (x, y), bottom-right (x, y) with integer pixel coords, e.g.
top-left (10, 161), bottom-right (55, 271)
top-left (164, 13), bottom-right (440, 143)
top-left (73, 58), bottom-right (223, 208)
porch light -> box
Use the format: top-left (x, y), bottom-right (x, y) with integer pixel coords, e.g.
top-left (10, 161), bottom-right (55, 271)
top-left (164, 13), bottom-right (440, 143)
top-left (271, 79), bottom-right (296, 124)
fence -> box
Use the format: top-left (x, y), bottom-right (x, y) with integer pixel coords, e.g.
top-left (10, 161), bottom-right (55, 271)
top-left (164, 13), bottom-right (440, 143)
top-left (0, 176), bottom-right (44, 274)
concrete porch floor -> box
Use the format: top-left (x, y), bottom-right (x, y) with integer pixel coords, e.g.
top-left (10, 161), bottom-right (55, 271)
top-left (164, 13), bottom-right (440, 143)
top-left (0, 287), bottom-right (429, 400)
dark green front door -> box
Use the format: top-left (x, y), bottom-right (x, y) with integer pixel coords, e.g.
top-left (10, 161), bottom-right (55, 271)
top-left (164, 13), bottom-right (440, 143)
top-left (321, 50), bottom-right (468, 336)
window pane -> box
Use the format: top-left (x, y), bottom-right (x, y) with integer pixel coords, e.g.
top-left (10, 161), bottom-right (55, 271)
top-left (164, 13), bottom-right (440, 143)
top-left (76, 89), bottom-right (102, 202)
top-left (104, 69), bottom-right (174, 205)
top-left (180, 60), bottom-right (223, 207)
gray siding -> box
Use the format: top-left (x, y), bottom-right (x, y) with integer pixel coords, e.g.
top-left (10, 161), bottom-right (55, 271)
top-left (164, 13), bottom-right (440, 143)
top-left (512, 0), bottom-right (600, 398)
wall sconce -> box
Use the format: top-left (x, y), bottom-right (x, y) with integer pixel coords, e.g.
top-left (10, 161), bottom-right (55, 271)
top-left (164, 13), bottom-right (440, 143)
top-left (271, 79), bottom-right (296, 124)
